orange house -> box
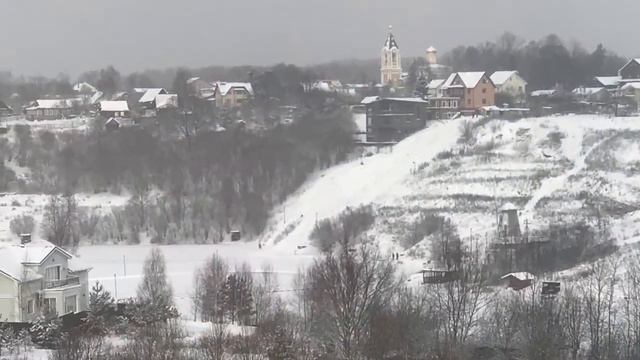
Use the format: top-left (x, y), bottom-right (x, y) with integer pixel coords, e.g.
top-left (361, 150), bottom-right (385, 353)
top-left (442, 72), bottom-right (496, 110)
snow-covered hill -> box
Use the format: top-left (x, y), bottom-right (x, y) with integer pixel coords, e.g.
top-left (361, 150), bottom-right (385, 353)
top-left (259, 114), bottom-right (640, 274)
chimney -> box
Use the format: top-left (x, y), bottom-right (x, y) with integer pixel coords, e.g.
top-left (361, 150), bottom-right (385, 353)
top-left (20, 233), bottom-right (31, 245)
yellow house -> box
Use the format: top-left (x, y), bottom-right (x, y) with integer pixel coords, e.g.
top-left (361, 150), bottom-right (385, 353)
top-left (0, 237), bottom-right (91, 323)
top-left (215, 82), bottom-right (254, 108)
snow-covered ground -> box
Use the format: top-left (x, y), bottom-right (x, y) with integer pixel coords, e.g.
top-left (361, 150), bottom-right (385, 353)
top-left (0, 193), bottom-right (129, 241)
top-left (258, 114), bottom-right (640, 275)
top-left (77, 242), bottom-right (315, 317)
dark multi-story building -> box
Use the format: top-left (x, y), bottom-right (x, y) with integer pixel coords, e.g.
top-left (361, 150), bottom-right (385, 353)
top-left (361, 96), bottom-right (429, 143)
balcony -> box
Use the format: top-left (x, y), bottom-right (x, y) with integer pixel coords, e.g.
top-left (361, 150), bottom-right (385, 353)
top-left (44, 276), bottom-right (80, 289)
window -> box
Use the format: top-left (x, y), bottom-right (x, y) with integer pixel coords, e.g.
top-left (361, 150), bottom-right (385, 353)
top-left (65, 295), bottom-right (77, 314)
top-left (43, 298), bottom-right (57, 315)
top-left (467, 99), bottom-right (471, 105)
top-left (467, 89), bottom-right (471, 95)
top-left (45, 266), bottom-right (60, 281)
top-left (482, 88), bottom-right (487, 94)
top-left (27, 299), bottom-right (34, 314)
top-left (482, 98), bottom-right (487, 104)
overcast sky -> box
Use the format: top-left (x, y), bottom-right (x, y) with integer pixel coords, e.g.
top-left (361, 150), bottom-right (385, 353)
top-left (1, 0), bottom-right (638, 78)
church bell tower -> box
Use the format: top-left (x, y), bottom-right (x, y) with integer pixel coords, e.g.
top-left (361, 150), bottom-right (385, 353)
top-left (380, 25), bottom-right (402, 87)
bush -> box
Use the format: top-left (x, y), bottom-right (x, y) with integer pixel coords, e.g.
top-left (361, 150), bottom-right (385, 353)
top-left (310, 205), bottom-right (376, 253)
top-left (9, 215), bottom-right (35, 237)
top-left (402, 212), bottom-right (446, 249)
top-left (458, 120), bottom-right (477, 145)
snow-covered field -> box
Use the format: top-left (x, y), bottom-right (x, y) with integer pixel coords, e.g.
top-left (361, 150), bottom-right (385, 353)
top-left (76, 243), bottom-right (315, 317)
top-left (0, 193), bottom-right (129, 241)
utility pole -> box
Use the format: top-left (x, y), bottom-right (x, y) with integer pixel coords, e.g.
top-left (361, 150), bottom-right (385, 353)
top-left (114, 274), bottom-right (118, 301)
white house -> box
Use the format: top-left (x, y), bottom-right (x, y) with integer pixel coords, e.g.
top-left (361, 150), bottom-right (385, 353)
top-left (99, 100), bottom-right (130, 118)
top-left (0, 237), bottom-right (91, 323)
top-left (490, 71), bottom-right (527, 102)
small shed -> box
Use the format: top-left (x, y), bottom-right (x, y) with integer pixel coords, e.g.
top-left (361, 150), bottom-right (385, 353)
top-left (501, 272), bottom-right (534, 291)
top-left (541, 281), bottom-right (561, 296)
top-left (421, 269), bottom-right (459, 284)
top-left (230, 231), bottom-right (241, 242)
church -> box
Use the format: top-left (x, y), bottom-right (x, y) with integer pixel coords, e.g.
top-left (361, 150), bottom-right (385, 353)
top-left (380, 26), bottom-right (402, 87)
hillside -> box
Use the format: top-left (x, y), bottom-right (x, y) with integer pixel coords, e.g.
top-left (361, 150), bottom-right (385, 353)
top-left (259, 114), bottom-right (640, 275)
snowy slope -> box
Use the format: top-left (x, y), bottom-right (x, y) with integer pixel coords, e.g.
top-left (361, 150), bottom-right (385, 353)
top-left (259, 118), bottom-right (466, 252)
top-left (259, 115), bottom-right (640, 275)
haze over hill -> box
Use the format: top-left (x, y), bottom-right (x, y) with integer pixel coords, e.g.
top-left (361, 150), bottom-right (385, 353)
top-left (2, 0), bottom-right (640, 76)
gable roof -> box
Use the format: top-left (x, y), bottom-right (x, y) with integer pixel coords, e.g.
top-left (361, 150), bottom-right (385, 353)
top-left (622, 82), bottom-right (640, 90)
top-left (531, 89), bottom-right (557, 97)
top-left (99, 100), bottom-right (129, 112)
top-left (155, 94), bottom-right (179, 109)
top-left (361, 96), bottom-right (428, 105)
top-left (216, 82), bottom-right (254, 96)
top-left (138, 88), bottom-right (167, 103)
top-left (0, 240), bottom-right (73, 282)
top-left (594, 76), bottom-right (621, 87)
top-left (0, 100), bottom-right (12, 111)
top-left (572, 87), bottom-right (606, 96)
top-left (501, 272), bottom-right (534, 281)
top-left (619, 58), bottom-right (640, 75)
top-left (73, 82), bottom-right (97, 94)
top-left (26, 99), bottom-right (78, 110)
top-left (443, 72), bottom-right (491, 89)
top-left (427, 79), bottom-right (445, 89)
top-left (490, 71), bottom-right (526, 86)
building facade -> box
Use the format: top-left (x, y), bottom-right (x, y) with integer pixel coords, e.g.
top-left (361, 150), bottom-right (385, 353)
top-left (490, 71), bottom-right (527, 103)
top-left (443, 72), bottom-right (496, 110)
top-left (380, 26), bottom-right (402, 87)
top-left (215, 82), bottom-right (254, 108)
top-left (361, 96), bottom-right (428, 142)
top-left (0, 238), bottom-right (91, 323)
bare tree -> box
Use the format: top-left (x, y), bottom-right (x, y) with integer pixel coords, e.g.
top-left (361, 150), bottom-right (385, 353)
top-left (562, 287), bottom-right (585, 360)
top-left (304, 245), bottom-right (398, 359)
top-left (43, 194), bottom-right (79, 250)
top-left (199, 323), bottom-right (229, 360)
top-left (582, 258), bottom-right (620, 360)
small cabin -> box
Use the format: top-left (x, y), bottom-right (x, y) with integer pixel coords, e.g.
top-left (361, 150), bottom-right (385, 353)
top-left (500, 272), bottom-right (534, 291)
top-left (230, 231), bottom-right (241, 242)
top-left (421, 269), bottom-right (459, 284)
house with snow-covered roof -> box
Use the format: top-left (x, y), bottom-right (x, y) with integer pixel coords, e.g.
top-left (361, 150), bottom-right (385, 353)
top-left (0, 236), bottom-right (91, 323)
top-left (99, 100), bottom-right (130, 118)
top-left (618, 58), bottom-right (640, 81)
top-left (24, 99), bottom-right (81, 120)
top-left (137, 88), bottom-right (168, 109)
top-left (215, 82), bottom-right (254, 108)
top-left (594, 76), bottom-right (621, 89)
top-left (442, 72), bottom-right (496, 110)
top-left (490, 71), bottom-right (527, 103)
top-left (571, 87), bottom-right (609, 103)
